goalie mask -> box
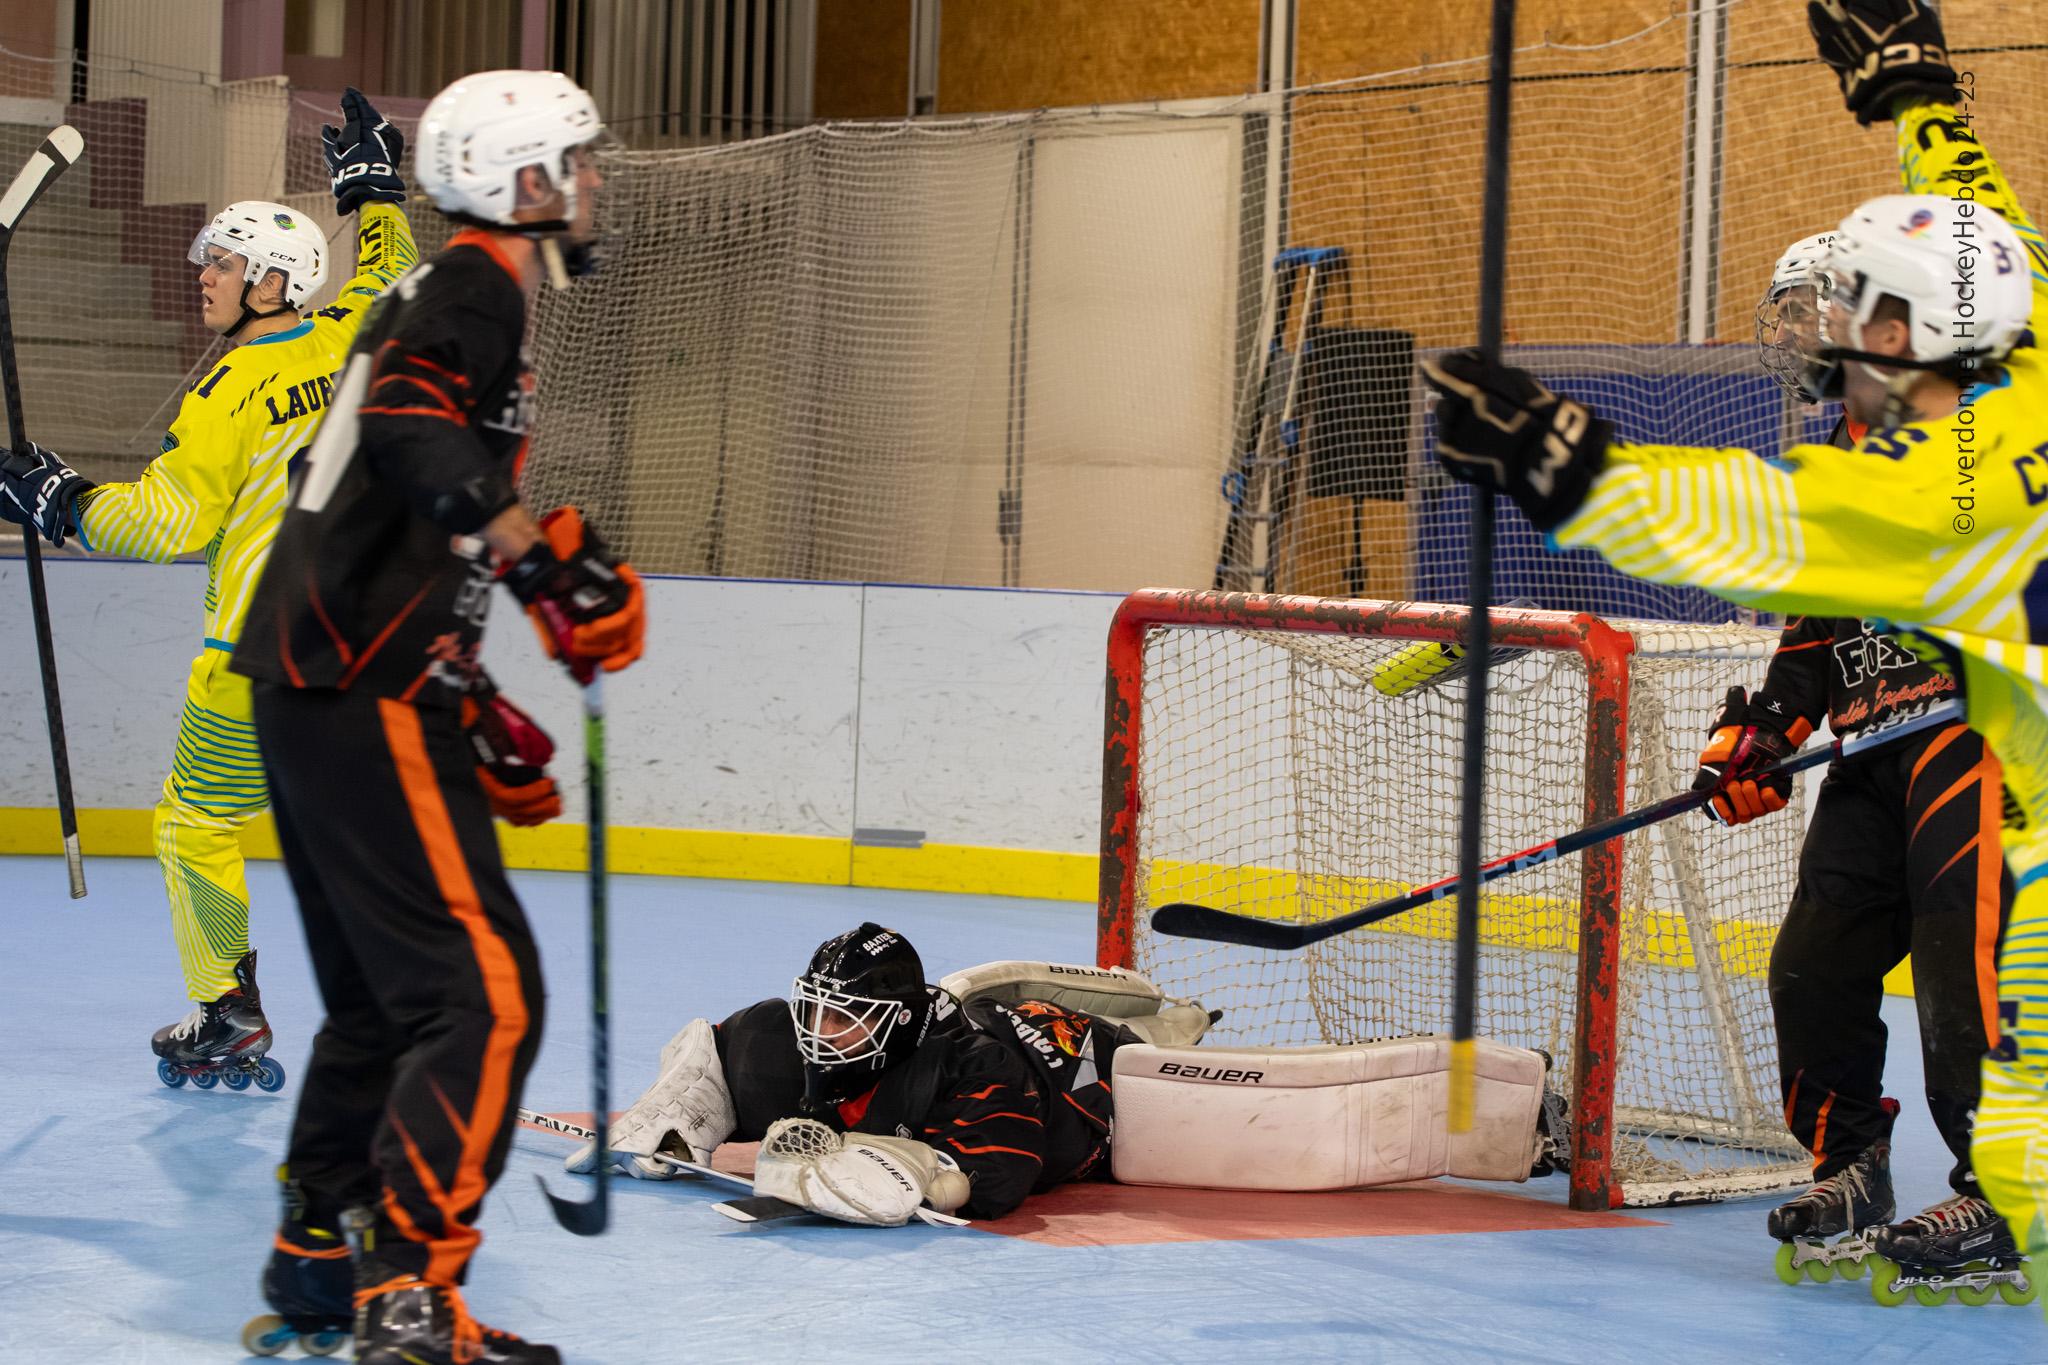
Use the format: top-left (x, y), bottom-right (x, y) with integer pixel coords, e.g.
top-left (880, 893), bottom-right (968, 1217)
top-left (1804, 194), bottom-right (2033, 405)
top-left (1755, 231), bottom-right (1836, 404)
top-left (790, 923), bottom-right (935, 1108)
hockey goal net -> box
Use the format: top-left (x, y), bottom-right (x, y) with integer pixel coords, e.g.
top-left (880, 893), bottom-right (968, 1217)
top-left (1098, 590), bottom-right (1811, 1210)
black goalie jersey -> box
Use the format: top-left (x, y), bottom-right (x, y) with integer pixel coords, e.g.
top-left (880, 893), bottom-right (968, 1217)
top-left (714, 994), bottom-right (1133, 1219)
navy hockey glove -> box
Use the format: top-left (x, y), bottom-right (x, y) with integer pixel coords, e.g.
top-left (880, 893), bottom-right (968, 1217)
top-left (1691, 687), bottom-right (1815, 826)
top-left (0, 441), bottom-right (95, 548)
top-left (1420, 348), bottom-right (1610, 532)
top-left (1807, 0), bottom-right (1961, 126)
top-left (323, 87), bottom-right (407, 215)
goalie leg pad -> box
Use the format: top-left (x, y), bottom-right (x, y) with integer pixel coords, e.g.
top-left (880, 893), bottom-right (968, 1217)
top-left (1109, 1036), bottom-right (1546, 1191)
top-left (938, 960), bottom-right (1213, 1046)
top-left (565, 1017), bottom-right (736, 1179)
top-left (752, 1118), bottom-right (971, 1226)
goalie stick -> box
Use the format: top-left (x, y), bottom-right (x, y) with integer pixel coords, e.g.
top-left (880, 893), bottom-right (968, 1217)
top-left (0, 126), bottom-right (87, 899)
top-left (1152, 696), bottom-right (1967, 953)
top-left (516, 1107), bottom-right (971, 1227)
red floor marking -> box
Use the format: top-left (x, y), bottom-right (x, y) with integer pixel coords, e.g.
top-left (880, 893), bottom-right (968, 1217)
top-left (522, 1114), bottom-right (1654, 1247)
top-left (975, 1180), bottom-right (1659, 1247)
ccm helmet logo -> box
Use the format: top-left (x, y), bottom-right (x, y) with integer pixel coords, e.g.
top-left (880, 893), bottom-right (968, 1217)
top-left (1157, 1062), bottom-right (1265, 1083)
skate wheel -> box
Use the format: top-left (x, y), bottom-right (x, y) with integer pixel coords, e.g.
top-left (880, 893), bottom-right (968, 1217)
top-left (240, 1314), bottom-right (290, 1356)
top-left (1956, 1284), bottom-right (1996, 1306)
top-left (222, 1067), bottom-right (252, 1091)
top-left (190, 1069), bottom-right (219, 1090)
top-left (1772, 1242), bottom-right (1802, 1286)
top-left (1804, 1258), bottom-right (1834, 1284)
top-left (1913, 1283), bottom-right (1950, 1306)
top-left (1999, 1270), bottom-right (2036, 1306)
top-left (156, 1059), bottom-right (186, 1089)
top-left (254, 1058), bottom-right (286, 1092)
top-left (1869, 1257), bottom-right (1909, 1307)
top-left (1836, 1255), bottom-right (1867, 1281)
top-left (304, 1329), bottom-right (349, 1356)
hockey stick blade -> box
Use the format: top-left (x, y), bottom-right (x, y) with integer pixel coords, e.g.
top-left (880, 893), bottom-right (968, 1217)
top-left (1153, 697), bottom-right (1967, 952)
top-left (713, 1196), bottom-right (971, 1228)
top-left (0, 126), bottom-right (84, 233)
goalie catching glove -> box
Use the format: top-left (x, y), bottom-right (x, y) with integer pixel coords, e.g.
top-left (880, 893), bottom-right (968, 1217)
top-left (0, 441), bottom-right (95, 548)
top-left (1692, 686), bottom-right (1814, 826)
top-left (501, 506), bottom-right (646, 682)
top-left (460, 673), bottom-right (561, 826)
top-left (1420, 349), bottom-right (1610, 532)
top-left (752, 1117), bottom-right (971, 1227)
top-left (1807, 0), bottom-right (1961, 127)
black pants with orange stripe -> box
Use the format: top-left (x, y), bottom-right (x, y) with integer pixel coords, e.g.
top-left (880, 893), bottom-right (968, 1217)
top-left (1770, 723), bottom-right (2011, 1196)
top-left (253, 683), bottom-right (544, 1284)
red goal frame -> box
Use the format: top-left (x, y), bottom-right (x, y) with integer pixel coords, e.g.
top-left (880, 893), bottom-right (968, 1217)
top-left (1096, 588), bottom-right (1641, 1211)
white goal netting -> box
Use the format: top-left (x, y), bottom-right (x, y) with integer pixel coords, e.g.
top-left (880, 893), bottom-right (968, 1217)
top-left (1104, 594), bottom-right (1811, 1207)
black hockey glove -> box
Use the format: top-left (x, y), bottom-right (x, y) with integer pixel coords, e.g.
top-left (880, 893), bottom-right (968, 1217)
top-left (1420, 348), bottom-right (1610, 533)
top-left (0, 441), bottom-right (95, 548)
top-left (500, 507), bottom-right (647, 682)
top-left (323, 87), bottom-right (407, 215)
top-left (1691, 687), bottom-right (1814, 827)
top-left (1807, 0), bottom-right (1961, 126)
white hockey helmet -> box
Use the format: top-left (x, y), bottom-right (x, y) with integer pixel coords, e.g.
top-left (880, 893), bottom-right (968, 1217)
top-left (1808, 193), bottom-right (2034, 398)
top-left (188, 200), bottom-right (328, 309)
top-left (1756, 231), bottom-right (1838, 402)
top-left (414, 69), bottom-right (603, 229)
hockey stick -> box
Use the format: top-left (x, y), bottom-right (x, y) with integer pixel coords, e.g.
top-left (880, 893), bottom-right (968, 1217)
top-left (1152, 697), bottom-right (1967, 953)
top-left (517, 1107), bottom-right (972, 1227)
top-left (536, 676), bottom-right (610, 1234)
top-left (0, 126), bottom-right (87, 899)
top-left (1446, 0), bottom-right (1520, 1133)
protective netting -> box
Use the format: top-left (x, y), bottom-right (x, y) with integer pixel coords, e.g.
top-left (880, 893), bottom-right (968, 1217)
top-left (6, 24), bottom-right (2045, 607)
top-left (1111, 599), bottom-right (1810, 1205)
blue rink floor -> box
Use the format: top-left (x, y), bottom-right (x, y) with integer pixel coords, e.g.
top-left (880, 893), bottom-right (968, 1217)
top-left (1, 855), bottom-right (2042, 1364)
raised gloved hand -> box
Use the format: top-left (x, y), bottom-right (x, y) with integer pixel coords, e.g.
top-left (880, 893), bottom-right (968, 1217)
top-left (1420, 348), bottom-right (1611, 532)
top-left (0, 441), bottom-right (95, 548)
top-left (460, 673), bottom-right (562, 826)
top-left (500, 507), bottom-right (646, 683)
top-left (323, 86), bottom-right (407, 215)
top-left (1807, 0), bottom-right (1961, 126)
top-left (1691, 687), bottom-right (1815, 826)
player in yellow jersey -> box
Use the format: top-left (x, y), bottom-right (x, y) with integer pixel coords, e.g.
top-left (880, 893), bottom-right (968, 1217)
top-left (1416, 0), bottom-right (2048, 1310)
top-left (0, 90), bottom-right (417, 1091)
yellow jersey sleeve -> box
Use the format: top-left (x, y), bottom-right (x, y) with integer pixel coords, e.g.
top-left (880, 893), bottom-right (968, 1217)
top-left (309, 200), bottom-right (418, 347)
top-left (1895, 99), bottom-right (2048, 330)
top-left (77, 364), bottom-right (257, 562)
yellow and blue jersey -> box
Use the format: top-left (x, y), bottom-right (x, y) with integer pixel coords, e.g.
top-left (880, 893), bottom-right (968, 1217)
top-left (76, 202), bottom-right (418, 651)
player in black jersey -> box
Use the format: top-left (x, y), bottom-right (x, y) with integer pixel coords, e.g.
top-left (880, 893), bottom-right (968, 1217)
top-left (1692, 227), bottom-right (2014, 1284)
top-left (231, 69), bottom-right (639, 1365)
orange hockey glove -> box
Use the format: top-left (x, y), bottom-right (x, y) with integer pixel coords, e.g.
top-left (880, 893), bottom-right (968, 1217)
top-left (501, 506), bottom-right (646, 682)
top-left (461, 675), bottom-right (563, 827)
top-left (1691, 687), bottom-right (1814, 826)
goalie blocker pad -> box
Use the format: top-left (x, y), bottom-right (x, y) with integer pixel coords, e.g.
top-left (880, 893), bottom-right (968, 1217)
top-left (1110, 1036), bottom-right (1546, 1190)
top-left (937, 960), bottom-right (1212, 1047)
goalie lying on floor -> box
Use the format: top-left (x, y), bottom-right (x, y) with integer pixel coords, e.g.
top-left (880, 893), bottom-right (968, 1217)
top-left (564, 922), bottom-right (1566, 1225)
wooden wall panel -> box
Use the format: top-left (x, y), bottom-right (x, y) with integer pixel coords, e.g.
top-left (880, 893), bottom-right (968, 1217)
top-left (938, 0), bottom-right (1260, 115)
top-left (1286, 24), bottom-right (1689, 347)
top-left (813, 0), bottom-right (911, 119)
top-left (1296, 0), bottom-right (1679, 85)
